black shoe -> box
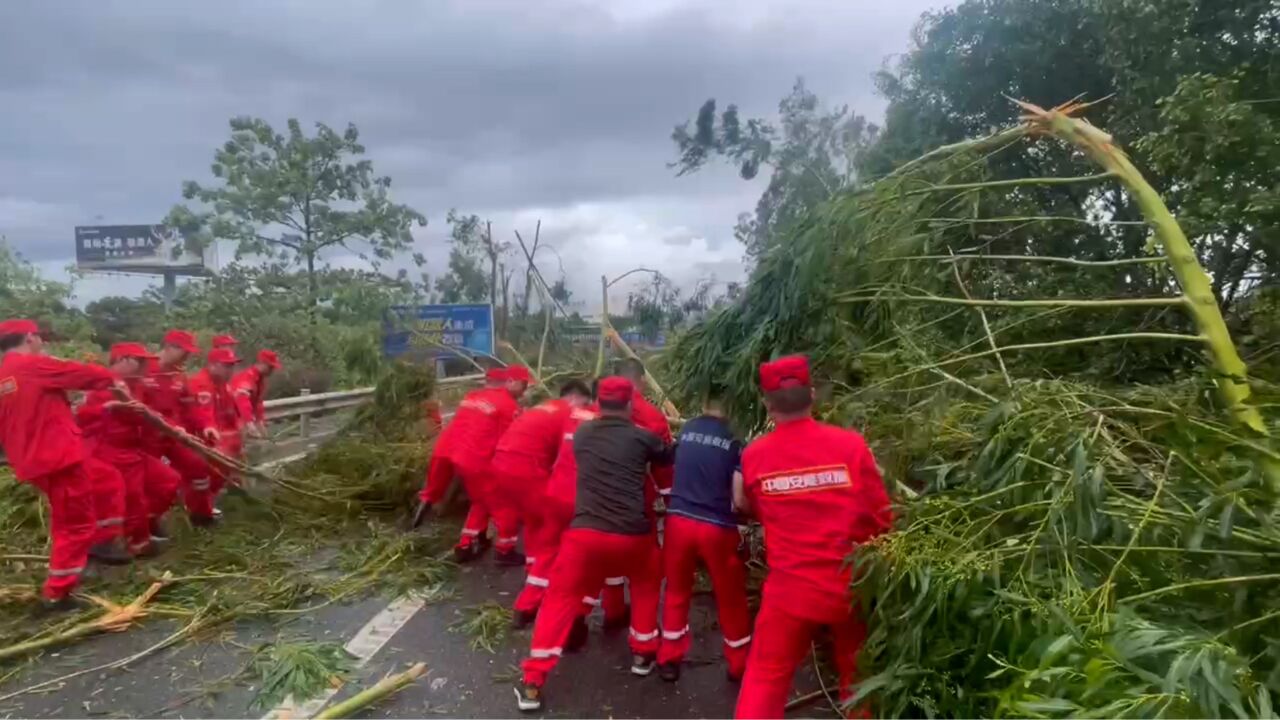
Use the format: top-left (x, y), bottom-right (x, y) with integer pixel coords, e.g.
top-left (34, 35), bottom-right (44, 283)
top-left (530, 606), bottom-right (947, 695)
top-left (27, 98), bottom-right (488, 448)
top-left (514, 683), bottom-right (542, 712)
top-left (658, 662), bottom-right (680, 682)
top-left (494, 549), bottom-right (526, 567)
top-left (38, 595), bottom-right (85, 614)
top-left (409, 501), bottom-right (432, 529)
top-left (477, 534), bottom-right (493, 553)
top-left (189, 513), bottom-right (220, 528)
top-left (149, 517), bottom-right (171, 542)
top-left (565, 616), bottom-right (588, 653)
top-left (630, 653), bottom-right (657, 676)
top-left (88, 541), bottom-right (133, 566)
top-left (512, 609), bottom-right (537, 629)
top-left (453, 544), bottom-right (481, 563)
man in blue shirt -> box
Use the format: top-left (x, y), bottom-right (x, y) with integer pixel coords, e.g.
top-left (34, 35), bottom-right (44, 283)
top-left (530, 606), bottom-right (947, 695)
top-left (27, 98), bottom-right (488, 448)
top-left (657, 392), bottom-right (752, 682)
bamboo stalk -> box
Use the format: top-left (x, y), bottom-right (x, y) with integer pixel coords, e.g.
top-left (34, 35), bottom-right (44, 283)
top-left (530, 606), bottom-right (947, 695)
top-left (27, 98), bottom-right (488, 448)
top-left (1020, 100), bottom-right (1278, 489)
top-left (879, 126), bottom-right (1030, 181)
top-left (596, 274), bottom-right (609, 377)
top-left (0, 573), bottom-right (171, 662)
top-left (927, 215), bottom-right (1148, 226)
top-left (898, 172), bottom-right (1115, 197)
top-left (870, 253), bottom-right (1166, 267)
top-left (948, 249), bottom-right (1012, 388)
top-left (312, 662), bottom-right (427, 719)
top-left (535, 282), bottom-right (552, 382)
top-left (605, 327), bottom-right (681, 419)
top-left (838, 293), bottom-right (1187, 309)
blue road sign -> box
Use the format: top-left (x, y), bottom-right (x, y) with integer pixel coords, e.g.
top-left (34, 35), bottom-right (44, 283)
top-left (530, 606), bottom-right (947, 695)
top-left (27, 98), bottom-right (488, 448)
top-left (383, 304), bottom-right (495, 360)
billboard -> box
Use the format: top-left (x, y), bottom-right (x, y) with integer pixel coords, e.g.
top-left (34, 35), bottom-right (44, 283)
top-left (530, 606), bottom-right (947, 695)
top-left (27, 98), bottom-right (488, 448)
top-left (74, 224), bottom-right (207, 274)
top-left (383, 304), bottom-right (495, 360)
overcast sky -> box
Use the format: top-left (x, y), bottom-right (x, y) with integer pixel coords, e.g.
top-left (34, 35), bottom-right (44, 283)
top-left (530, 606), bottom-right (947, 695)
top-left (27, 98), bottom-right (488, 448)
top-left (1, 0), bottom-right (941, 311)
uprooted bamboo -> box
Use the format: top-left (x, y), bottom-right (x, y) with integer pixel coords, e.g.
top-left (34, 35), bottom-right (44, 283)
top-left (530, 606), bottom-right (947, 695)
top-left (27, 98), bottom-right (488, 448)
top-left (1019, 99), bottom-right (1278, 489)
top-left (311, 662), bottom-right (427, 719)
top-left (0, 572), bottom-right (172, 662)
top-left (605, 327), bottom-right (680, 420)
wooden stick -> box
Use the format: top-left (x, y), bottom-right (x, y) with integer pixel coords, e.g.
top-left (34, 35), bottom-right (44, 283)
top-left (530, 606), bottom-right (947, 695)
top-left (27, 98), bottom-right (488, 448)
top-left (312, 662), bottom-right (427, 719)
top-left (0, 573), bottom-right (172, 662)
top-left (605, 327), bottom-right (680, 420)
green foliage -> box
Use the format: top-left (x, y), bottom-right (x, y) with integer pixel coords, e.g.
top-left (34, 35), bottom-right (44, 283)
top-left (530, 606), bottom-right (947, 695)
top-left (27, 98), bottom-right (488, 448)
top-left (0, 241), bottom-right (91, 341)
top-left (250, 640), bottom-right (354, 710)
top-left (671, 79), bottom-right (879, 259)
top-left (450, 602), bottom-right (512, 653)
top-left (166, 117), bottom-right (427, 313)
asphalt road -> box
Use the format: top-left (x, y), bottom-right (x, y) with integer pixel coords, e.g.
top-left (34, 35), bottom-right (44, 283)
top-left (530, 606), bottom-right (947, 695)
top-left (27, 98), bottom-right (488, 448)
top-left (0, 416), bottom-right (839, 719)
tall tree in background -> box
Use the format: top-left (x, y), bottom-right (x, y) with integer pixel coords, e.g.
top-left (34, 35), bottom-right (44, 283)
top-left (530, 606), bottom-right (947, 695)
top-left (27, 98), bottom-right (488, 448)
top-left (860, 0), bottom-right (1279, 307)
top-left (167, 117), bottom-right (427, 324)
top-left (435, 210), bottom-right (515, 335)
top-left (670, 78), bottom-right (879, 260)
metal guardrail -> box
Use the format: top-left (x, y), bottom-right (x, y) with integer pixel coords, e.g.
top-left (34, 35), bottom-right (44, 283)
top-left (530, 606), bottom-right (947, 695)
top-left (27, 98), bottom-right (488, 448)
top-left (263, 373), bottom-right (483, 438)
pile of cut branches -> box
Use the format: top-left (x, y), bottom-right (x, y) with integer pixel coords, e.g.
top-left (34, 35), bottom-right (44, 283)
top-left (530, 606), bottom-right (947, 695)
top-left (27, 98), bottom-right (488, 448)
top-left (667, 104), bottom-right (1280, 717)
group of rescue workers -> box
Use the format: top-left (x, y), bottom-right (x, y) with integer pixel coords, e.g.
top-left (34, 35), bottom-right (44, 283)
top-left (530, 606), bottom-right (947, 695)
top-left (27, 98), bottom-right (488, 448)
top-left (412, 355), bottom-right (892, 718)
top-left (1, 312), bottom-right (893, 719)
top-left (0, 319), bottom-right (279, 611)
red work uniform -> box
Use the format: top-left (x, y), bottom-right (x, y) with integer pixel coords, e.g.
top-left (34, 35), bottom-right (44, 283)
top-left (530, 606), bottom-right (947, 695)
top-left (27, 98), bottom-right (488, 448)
top-left (490, 397), bottom-right (573, 559)
top-left (78, 375), bottom-right (180, 555)
top-left (0, 350), bottom-right (117, 600)
top-left (418, 399), bottom-right (456, 506)
top-left (517, 405), bottom-right (626, 618)
top-left (631, 390), bottom-right (674, 497)
top-left (522, 377), bottom-right (675, 689)
top-left (734, 416), bottom-right (892, 719)
top-left (184, 367), bottom-right (240, 518)
top-left (229, 366), bottom-right (267, 429)
top-left (658, 414), bottom-right (752, 678)
top-left (140, 358), bottom-right (214, 519)
top-left (444, 385), bottom-right (519, 551)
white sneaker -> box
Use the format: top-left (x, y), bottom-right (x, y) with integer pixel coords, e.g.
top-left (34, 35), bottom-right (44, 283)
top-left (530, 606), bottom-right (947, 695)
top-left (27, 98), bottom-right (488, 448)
top-left (514, 685), bottom-right (542, 712)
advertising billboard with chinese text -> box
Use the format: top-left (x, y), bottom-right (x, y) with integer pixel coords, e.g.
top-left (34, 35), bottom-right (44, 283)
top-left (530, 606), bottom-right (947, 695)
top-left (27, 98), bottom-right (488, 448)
top-left (74, 224), bottom-right (208, 274)
top-left (382, 304), bottom-right (495, 360)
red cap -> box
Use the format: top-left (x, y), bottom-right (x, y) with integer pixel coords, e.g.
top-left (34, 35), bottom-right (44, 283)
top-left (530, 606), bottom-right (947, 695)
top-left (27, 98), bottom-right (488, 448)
top-left (257, 349), bottom-right (281, 369)
top-left (207, 347), bottom-right (240, 365)
top-left (109, 342), bottom-right (156, 362)
top-left (0, 319), bottom-right (39, 336)
top-left (163, 329), bottom-right (199, 354)
top-left (485, 367), bottom-right (507, 382)
top-left (759, 355), bottom-right (811, 392)
top-left (505, 365), bottom-right (532, 383)
top-left (597, 376), bottom-right (634, 404)
top-left (212, 334), bottom-right (239, 348)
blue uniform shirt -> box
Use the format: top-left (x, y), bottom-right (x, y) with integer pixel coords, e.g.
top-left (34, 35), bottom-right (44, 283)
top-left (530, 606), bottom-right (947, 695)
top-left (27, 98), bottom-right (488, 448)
top-left (668, 415), bottom-right (741, 529)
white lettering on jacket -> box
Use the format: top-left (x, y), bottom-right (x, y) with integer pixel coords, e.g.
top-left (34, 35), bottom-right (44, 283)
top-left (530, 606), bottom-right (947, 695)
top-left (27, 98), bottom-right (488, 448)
top-left (759, 464), bottom-right (851, 495)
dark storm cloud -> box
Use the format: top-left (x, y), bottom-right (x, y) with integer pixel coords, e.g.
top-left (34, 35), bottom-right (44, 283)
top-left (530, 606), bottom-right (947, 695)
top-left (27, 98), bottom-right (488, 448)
top-left (0, 0), bottom-right (937, 303)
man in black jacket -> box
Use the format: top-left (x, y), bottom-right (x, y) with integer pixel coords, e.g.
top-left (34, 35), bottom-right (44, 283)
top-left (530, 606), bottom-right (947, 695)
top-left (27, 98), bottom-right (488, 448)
top-left (515, 376), bottom-right (675, 712)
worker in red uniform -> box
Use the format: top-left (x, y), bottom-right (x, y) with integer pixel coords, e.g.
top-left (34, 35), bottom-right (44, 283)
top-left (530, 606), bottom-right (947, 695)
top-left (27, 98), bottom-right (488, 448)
top-left (140, 329), bottom-right (211, 530)
top-left (616, 358), bottom-right (675, 499)
top-left (0, 319), bottom-right (133, 610)
top-left (515, 396), bottom-right (610, 630)
top-left (412, 367), bottom-right (509, 529)
top-left (211, 334), bottom-right (238, 350)
top-left (77, 343), bottom-right (181, 557)
top-left (183, 347), bottom-right (242, 525)
top-left (491, 379), bottom-right (592, 588)
top-left (516, 376), bottom-right (674, 713)
top-left (734, 355), bottom-right (892, 719)
top-left (657, 390), bottom-right (751, 682)
top-left (230, 349), bottom-right (280, 439)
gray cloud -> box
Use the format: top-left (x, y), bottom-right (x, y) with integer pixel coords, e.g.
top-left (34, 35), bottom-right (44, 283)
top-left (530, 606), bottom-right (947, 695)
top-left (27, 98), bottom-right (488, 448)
top-left (0, 0), bottom-right (939, 307)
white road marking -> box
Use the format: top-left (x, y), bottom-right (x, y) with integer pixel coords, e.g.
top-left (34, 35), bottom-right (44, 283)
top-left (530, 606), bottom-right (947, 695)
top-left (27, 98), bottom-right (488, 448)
top-left (263, 595), bottom-right (427, 719)
top-left (261, 405), bottom-right (461, 718)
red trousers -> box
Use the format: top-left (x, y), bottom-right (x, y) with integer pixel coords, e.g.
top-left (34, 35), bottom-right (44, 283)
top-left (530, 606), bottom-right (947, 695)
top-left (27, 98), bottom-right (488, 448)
top-left (140, 454), bottom-right (181, 522)
top-left (28, 464), bottom-right (96, 600)
top-left (734, 590), bottom-right (868, 719)
top-left (514, 497), bottom-right (627, 621)
top-left (418, 452), bottom-right (455, 505)
top-left (84, 457), bottom-right (125, 545)
top-left (456, 462), bottom-right (519, 552)
top-left (156, 439), bottom-right (213, 519)
top-left (659, 515), bottom-right (752, 677)
top-left (103, 455), bottom-right (180, 554)
top-left (492, 467), bottom-right (547, 560)
top-left (182, 434), bottom-right (240, 519)
top-left (522, 528), bottom-right (661, 687)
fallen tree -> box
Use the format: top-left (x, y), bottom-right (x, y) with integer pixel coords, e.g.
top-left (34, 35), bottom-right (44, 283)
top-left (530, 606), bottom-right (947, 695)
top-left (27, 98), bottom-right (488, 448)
top-left (665, 101), bottom-right (1280, 717)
